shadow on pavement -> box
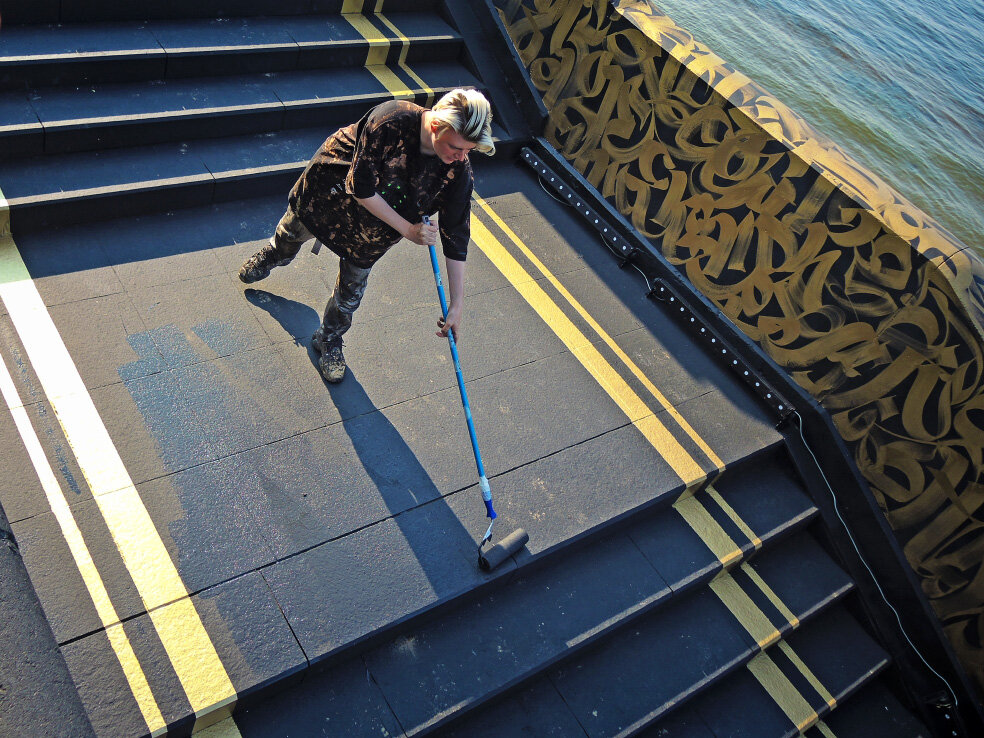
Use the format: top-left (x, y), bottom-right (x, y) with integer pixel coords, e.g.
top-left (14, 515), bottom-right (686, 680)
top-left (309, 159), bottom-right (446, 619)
top-left (245, 286), bottom-right (480, 593)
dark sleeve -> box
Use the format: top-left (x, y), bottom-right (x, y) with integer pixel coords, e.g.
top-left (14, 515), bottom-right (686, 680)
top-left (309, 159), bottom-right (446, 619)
top-left (346, 104), bottom-right (401, 199)
top-left (438, 166), bottom-right (473, 262)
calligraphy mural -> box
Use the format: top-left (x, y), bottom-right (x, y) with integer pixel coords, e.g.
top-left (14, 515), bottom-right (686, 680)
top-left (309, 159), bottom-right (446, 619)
top-left (495, 0), bottom-right (984, 697)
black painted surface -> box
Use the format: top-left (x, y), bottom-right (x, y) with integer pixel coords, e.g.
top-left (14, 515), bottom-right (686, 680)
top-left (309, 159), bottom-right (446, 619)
top-left (806, 680), bottom-right (930, 738)
top-left (263, 507), bottom-right (490, 665)
top-left (365, 533), bottom-right (670, 734)
top-left (551, 589), bottom-right (754, 737)
top-left (234, 656), bottom-right (403, 737)
top-left (0, 92), bottom-right (43, 157)
top-left (0, 507), bottom-right (95, 738)
top-left (432, 679), bottom-right (590, 738)
top-left (679, 667), bottom-right (797, 738)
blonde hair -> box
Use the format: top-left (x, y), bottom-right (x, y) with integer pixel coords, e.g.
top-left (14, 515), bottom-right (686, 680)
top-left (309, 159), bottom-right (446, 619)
top-left (431, 88), bottom-right (495, 156)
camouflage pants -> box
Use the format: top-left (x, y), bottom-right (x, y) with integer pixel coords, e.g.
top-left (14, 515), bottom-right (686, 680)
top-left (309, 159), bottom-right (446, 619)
top-left (271, 207), bottom-right (373, 342)
top-left (321, 259), bottom-right (372, 342)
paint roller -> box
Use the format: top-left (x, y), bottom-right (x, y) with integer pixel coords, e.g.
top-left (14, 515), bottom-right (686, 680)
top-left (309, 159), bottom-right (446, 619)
top-left (424, 217), bottom-right (529, 571)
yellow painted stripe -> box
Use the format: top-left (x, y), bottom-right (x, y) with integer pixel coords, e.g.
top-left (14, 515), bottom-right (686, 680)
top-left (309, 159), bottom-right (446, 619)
top-left (673, 495), bottom-right (742, 566)
top-left (341, 0), bottom-right (365, 12)
top-left (474, 196), bottom-right (724, 471)
top-left (0, 346), bottom-right (167, 736)
top-left (815, 719), bottom-right (838, 738)
top-left (0, 238), bottom-right (236, 716)
top-left (473, 196), bottom-right (834, 732)
top-left (778, 641), bottom-right (838, 710)
top-left (741, 561), bottom-right (799, 628)
top-left (345, 12), bottom-right (390, 66)
top-left (748, 651), bottom-right (819, 732)
top-left (376, 12), bottom-right (435, 106)
top-left (710, 571), bottom-right (781, 649)
top-left (470, 213), bottom-right (707, 486)
top-left (344, 13), bottom-right (416, 99)
top-left (707, 484), bottom-right (762, 550)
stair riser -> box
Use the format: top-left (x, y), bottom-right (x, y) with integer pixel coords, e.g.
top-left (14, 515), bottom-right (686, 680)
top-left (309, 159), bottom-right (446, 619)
top-left (407, 517), bottom-right (825, 737)
top-left (40, 108), bottom-right (287, 157)
top-left (7, 77), bottom-right (481, 160)
top-left (0, 129), bottom-right (44, 160)
top-left (0, 57), bottom-right (168, 91)
top-left (8, 180), bottom-right (218, 235)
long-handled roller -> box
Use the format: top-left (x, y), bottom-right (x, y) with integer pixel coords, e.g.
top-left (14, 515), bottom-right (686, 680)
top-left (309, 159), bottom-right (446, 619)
top-left (425, 219), bottom-right (529, 571)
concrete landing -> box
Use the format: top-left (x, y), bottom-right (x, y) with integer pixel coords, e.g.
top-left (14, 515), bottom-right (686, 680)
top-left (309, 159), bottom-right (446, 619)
top-left (0, 157), bottom-right (780, 735)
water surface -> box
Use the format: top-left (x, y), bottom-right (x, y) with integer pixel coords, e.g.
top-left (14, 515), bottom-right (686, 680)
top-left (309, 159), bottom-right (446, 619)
top-left (653, 0), bottom-right (984, 255)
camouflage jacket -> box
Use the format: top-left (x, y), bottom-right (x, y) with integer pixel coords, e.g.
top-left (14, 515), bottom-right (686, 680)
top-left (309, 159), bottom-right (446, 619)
top-left (289, 100), bottom-right (473, 268)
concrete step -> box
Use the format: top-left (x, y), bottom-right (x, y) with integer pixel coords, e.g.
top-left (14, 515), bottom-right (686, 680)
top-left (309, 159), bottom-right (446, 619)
top-left (0, 61), bottom-right (482, 158)
top-left (537, 538), bottom-right (854, 737)
top-left (639, 606), bottom-right (897, 738)
top-left (229, 451), bottom-right (821, 735)
top-left (1, 0), bottom-right (440, 26)
top-left (801, 679), bottom-right (930, 738)
top-left (1, 116), bottom-right (521, 235)
top-left (6, 163), bottom-right (791, 733)
top-left (376, 530), bottom-right (847, 737)
top-left (0, 14), bottom-right (463, 89)
top-left (429, 605), bottom-right (894, 738)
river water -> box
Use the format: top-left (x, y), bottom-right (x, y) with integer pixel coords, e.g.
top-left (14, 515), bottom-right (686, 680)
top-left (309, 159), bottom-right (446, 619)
top-left (651, 0), bottom-right (984, 255)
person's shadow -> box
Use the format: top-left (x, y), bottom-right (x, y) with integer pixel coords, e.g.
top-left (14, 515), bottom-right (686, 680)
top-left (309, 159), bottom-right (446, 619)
top-left (244, 288), bottom-right (490, 597)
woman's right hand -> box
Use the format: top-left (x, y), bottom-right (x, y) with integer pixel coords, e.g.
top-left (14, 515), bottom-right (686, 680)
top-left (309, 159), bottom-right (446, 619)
top-left (404, 220), bottom-right (439, 246)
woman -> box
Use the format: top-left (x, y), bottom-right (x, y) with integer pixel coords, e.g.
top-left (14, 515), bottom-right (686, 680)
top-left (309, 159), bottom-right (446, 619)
top-left (239, 88), bottom-right (495, 382)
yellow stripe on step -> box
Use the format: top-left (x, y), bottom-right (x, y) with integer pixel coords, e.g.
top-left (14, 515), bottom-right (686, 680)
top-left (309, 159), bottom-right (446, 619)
top-left (474, 195), bottom-right (725, 472)
top-left (748, 651), bottom-right (820, 732)
top-left (741, 561), bottom-right (799, 628)
top-left (673, 494), bottom-right (742, 567)
top-left (377, 11), bottom-right (435, 106)
top-left (0, 236), bottom-right (237, 723)
top-left (344, 13), bottom-right (417, 99)
top-left (778, 640), bottom-right (838, 711)
top-left (469, 213), bottom-right (708, 488)
top-left (711, 570), bottom-right (782, 649)
top-left (707, 484), bottom-right (762, 550)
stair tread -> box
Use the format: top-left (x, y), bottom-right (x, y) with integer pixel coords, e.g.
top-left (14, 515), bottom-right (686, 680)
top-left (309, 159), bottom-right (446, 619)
top-left (365, 532), bottom-right (672, 735)
top-left (0, 22), bottom-right (164, 61)
top-left (10, 63), bottom-right (479, 156)
top-left (0, 14), bottom-right (458, 63)
top-left (367, 522), bottom-right (844, 736)
top-left (0, 93), bottom-right (42, 132)
top-left (0, 119), bottom-right (524, 206)
top-left (2, 0), bottom-right (441, 26)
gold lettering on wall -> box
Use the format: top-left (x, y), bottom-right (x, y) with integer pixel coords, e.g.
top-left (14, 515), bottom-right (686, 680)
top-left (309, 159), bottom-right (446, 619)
top-left (499, 0), bottom-right (984, 697)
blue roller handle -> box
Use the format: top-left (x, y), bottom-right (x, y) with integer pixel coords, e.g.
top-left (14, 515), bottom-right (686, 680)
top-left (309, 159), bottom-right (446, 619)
top-left (426, 222), bottom-right (496, 523)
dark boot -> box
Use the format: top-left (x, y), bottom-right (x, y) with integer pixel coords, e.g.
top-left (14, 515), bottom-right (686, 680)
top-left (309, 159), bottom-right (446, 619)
top-left (239, 244), bottom-right (294, 283)
top-left (312, 328), bottom-right (346, 383)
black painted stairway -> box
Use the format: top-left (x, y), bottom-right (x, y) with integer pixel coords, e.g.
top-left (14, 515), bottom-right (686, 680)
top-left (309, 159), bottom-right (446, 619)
top-left (234, 444), bottom-right (929, 738)
top-left (0, 2), bottom-right (930, 736)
